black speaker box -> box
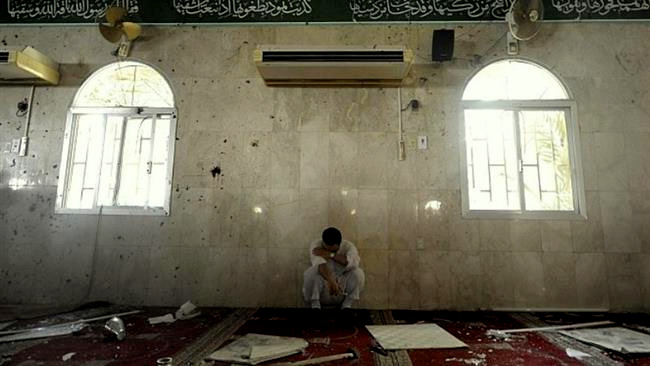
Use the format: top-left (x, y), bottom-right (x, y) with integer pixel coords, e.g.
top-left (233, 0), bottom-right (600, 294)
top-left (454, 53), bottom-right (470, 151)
top-left (432, 29), bottom-right (454, 62)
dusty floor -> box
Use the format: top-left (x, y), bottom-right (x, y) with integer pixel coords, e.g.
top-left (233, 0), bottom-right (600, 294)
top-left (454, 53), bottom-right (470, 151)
top-left (0, 303), bottom-right (649, 365)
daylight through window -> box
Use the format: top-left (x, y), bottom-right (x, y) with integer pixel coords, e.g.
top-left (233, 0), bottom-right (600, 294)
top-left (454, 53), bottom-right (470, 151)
top-left (55, 61), bottom-right (176, 215)
top-left (460, 59), bottom-right (585, 219)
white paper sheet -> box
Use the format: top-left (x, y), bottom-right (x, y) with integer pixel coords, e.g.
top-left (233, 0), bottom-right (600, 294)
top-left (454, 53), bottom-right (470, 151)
top-left (560, 327), bottom-right (650, 354)
top-left (207, 333), bottom-right (308, 365)
top-left (366, 323), bottom-right (467, 350)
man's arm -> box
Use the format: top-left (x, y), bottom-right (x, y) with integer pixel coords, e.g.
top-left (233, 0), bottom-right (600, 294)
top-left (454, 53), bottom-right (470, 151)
top-left (318, 263), bottom-right (343, 296)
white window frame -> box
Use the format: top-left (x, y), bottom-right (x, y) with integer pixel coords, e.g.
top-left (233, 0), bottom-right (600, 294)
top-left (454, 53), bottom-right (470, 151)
top-left (459, 62), bottom-right (586, 220)
top-left (55, 106), bottom-right (177, 216)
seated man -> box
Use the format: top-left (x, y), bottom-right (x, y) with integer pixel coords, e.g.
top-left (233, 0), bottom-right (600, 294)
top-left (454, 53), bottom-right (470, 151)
top-left (302, 227), bottom-right (365, 309)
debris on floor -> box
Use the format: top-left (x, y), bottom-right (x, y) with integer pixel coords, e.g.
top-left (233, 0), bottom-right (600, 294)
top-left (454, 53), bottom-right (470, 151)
top-left (148, 313), bottom-right (175, 324)
top-left (103, 316), bottom-right (126, 341)
top-left (0, 323), bottom-right (88, 342)
top-left (268, 348), bottom-right (358, 366)
top-left (0, 309), bottom-right (141, 342)
top-left (486, 320), bottom-right (614, 339)
top-left (176, 301), bottom-right (201, 320)
top-left (148, 300), bottom-right (201, 325)
top-left (444, 353), bottom-right (486, 365)
top-left (559, 326), bottom-right (650, 354)
top-left (61, 351), bottom-right (75, 361)
top-left (207, 333), bottom-right (308, 365)
top-left (365, 323), bottom-right (468, 350)
top-left (565, 347), bottom-right (592, 360)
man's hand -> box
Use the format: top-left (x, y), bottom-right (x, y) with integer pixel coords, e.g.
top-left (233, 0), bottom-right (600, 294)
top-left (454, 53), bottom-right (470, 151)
top-left (312, 247), bottom-right (332, 259)
top-left (326, 279), bottom-right (344, 297)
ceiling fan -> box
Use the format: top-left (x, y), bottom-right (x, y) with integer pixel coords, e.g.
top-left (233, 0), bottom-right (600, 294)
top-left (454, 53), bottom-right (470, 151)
top-left (506, 0), bottom-right (544, 55)
top-left (98, 6), bottom-right (141, 58)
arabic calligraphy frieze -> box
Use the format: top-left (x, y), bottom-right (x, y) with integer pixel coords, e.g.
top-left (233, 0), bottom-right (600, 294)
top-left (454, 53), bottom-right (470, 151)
top-left (349, 0), bottom-right (510, 20)
top-left (551, 0), bottom-right (650, 16)
top-left (349, 0), bottom-right (650, 20)
top-left (7, 0), bottom-right (139, 19)
top-left (172, 0), bottom-right (312, 18)
top-left (2, 0), bottom-right (650, 23)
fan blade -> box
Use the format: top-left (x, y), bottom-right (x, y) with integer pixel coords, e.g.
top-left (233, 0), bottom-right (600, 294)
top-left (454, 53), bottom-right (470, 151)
top-left (513, 18), bottom-right (540, 40)
top-left (99, 23), bottom-right (123, 43)
top-left (121, 22), bottom-right (142, 41)
top-left (105, 6), bottom-right (127, 25)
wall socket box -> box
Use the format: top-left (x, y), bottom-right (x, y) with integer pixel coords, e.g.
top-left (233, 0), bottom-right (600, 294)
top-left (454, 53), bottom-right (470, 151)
top-left (10, 138), bottom-right (21, 154)
top-left (418, 135), bottom-right (428, 149)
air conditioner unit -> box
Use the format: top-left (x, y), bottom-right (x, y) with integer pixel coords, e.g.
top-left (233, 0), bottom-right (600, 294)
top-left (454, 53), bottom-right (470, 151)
top-left (0, 46), bottom-right (60, 85)
top-left (254, 45), bottom-right (413, 86)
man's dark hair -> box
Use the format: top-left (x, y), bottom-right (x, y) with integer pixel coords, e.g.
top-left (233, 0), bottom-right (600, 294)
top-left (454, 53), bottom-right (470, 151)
top-left (322, 227), bottom-right (342, 246)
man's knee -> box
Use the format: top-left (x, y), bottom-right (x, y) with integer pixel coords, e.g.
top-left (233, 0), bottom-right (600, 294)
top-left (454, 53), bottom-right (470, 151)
top-left (303, 265), bottom-right (320, 281)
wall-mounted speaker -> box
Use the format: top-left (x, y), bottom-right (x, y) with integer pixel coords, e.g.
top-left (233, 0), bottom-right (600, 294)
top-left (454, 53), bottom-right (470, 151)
top-left (432, 29), bottom-right (454, 62)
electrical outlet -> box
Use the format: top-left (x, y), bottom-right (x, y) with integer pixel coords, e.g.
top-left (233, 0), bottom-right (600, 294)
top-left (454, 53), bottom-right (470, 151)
top-left (10, 139), bottom-right (21, 154)
top-left (418, 135), bottom-right (428, 149)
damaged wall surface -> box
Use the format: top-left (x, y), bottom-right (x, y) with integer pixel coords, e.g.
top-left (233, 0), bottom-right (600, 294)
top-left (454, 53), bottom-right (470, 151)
top-left (0, 23), bottom-right (649, 310)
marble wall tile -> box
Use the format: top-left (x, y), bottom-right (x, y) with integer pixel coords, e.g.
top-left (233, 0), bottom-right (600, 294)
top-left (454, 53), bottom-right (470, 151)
top-left (270, 132), bottom-right (300, 189)
top-left (628, 191), bottom-right (650, 253)
top-left (540, 221), bottom-right (573, 252)
top-left (329, 88), bottom-right (362, 132)
top-left (241, 132), bottom-right (272, 189)
top-left (511, 220), bottom-right (542, 252)
top-left (511, 252), bottom-right (545, 308)
top-left (238, 189), bottom-right (270, 249)
top-left (389, 250), bottom-right (420, 309)
top-left (449, 251), bottom-right (482, 310)
top-left (300, 132), bottom-right (329, 189)
top-left (266, 248), bottom-right (302, 307)
top-left (235, 248), bottom-right (269, 307)
top-left (299, 189), bottom-right (328, 242)
top-left (357, 248), bottom-right (389, 309)
top-left (329, 132), bottom-right (359, 187)
top-left (448, 218), bottom-right (480, 252)
top-left (359, 88), bottom-right (399, 133)
top-left (479, 221), bottom-right (512, 251)
top-left (183, 78), bottom-right (274, 132)
top-left (415, 136), bottom-right (460, 190)
top-left (642, 255), bottom-right (650, 310)
top-left (578, 133), bottom-right (599, 191)
top-left (606, 253), bottom-right (643, 311)
top-left (575, 253), bottom-right (609, 309)
top-left (209, 189), bottom-right (242, 248)
top-left (479, 252), bottom-right (515, 309)
top-left (417, 251), bottom-right (452, 309)
top-left (173, 130), bottom-right (244, 190)
top-left (593, 132), bottom-right (628, 190)
top-left (388, 190), bottom-right (418, 250)
top-left (146, 246), bottom-right (199, 306)
top-left (357, 189), bottom-right (389, 250)
top-left (267, 189), bottom-right (303, 248)
top-left (571, 192), bottom-right (605, 252)
top-left (357, 132), bottom-right (391, 188)
top-left (599, 191), bottom-right (641, 253)
top-left (417, 190), bottom-right (455, 251)
top-left (89, 245), bottom-right (151, 306)
top-left (273, 88), bottom-right (331, 132)
top-left (192, 247), bottom-right (239, 307)
top-left (542, 253), bottom-right (578, 308)
top-left (625, 132), bottom-right (650, 192)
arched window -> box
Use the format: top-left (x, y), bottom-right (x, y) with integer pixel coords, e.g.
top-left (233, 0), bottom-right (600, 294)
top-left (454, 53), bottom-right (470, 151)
top-left (460, 59), bottom-right (585, 219)
top-left (56, 61), bottom-right (176, 215)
